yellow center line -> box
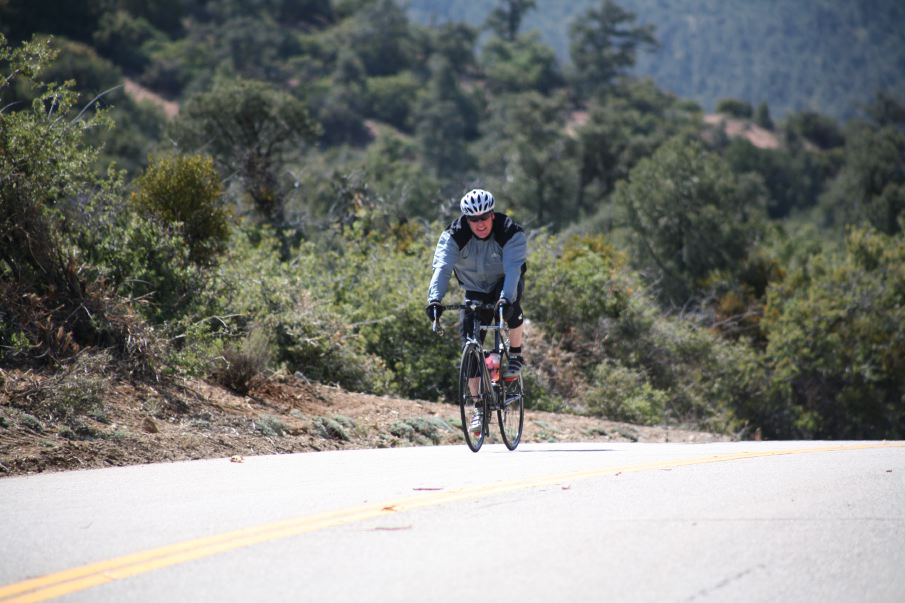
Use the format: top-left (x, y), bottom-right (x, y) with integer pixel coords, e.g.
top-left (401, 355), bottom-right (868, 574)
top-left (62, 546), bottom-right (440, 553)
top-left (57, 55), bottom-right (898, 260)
top-left (2, 442), bottom-right (902, 602)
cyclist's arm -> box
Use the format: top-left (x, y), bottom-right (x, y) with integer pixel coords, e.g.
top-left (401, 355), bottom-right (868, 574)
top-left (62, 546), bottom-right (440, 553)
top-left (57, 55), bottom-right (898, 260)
top-left (500, 229), bottom-right (527, 302)
top-left (427, 230), bottom-right (459, 303)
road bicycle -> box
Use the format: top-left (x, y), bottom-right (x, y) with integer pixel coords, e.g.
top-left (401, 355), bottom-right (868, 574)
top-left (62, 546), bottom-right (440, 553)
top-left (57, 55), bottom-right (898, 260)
top-left (431, 302), bottom-right (525, 452)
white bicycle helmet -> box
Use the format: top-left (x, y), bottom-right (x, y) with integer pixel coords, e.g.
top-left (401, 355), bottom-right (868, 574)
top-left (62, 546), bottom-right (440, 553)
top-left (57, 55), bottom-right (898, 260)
top-left (460, 188), bottom-right (495, 216)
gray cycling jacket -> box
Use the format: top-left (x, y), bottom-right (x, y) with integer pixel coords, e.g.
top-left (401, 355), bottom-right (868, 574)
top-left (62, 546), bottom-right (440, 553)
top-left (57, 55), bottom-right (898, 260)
top-left (427, 212), bottom-right (527, 303)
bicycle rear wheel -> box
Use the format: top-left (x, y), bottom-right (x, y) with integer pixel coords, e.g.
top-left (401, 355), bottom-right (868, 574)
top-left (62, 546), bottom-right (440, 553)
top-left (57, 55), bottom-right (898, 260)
top-left (458, 343), bottom-right (489, 452)
top-left (498, 372), bottom-right (524, 450)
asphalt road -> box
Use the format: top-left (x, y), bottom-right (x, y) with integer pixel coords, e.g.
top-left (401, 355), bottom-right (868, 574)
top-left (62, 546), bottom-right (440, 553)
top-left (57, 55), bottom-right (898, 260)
top-left (2, 441), bottom-right (904, 602)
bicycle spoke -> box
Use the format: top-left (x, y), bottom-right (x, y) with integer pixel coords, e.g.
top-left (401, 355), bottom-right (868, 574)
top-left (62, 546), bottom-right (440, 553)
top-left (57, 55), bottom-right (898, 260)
top-left (498, 374), bottom-right (524, 450)
top-left (458, 344), bottom-right (486, 452)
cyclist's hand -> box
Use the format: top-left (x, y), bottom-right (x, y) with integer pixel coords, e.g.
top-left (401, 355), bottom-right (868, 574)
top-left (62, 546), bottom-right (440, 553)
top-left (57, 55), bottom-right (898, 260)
top-left (426, 301), bottom-right (443, 322)
top-left (495, 298), bottom-right (514, 321)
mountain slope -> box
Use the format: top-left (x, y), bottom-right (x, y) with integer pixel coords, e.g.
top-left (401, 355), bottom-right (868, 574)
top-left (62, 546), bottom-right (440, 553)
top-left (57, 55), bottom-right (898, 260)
top-left (407, 0), bottom-right (905, 119)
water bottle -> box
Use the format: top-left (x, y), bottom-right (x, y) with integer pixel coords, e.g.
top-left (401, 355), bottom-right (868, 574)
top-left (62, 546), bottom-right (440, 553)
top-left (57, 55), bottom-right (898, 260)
top-left (485, 352), bottom-right (501, 382)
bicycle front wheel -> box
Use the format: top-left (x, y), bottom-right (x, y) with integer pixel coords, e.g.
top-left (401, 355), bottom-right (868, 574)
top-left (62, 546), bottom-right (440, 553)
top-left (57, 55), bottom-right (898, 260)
top-left (458, 343), bottom-right (489, 452)
top-left (498, 373), bottom-right (524, 450)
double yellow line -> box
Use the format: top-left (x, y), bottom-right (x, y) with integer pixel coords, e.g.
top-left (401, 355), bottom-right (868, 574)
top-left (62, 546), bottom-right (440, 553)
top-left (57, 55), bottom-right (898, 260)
top-left (2, 442), bottom-right (902, 602)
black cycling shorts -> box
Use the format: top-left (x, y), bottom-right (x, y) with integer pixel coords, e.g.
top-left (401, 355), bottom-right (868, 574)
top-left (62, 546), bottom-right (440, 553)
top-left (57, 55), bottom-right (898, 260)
top-left (459, 277), bottom-right (524, 345)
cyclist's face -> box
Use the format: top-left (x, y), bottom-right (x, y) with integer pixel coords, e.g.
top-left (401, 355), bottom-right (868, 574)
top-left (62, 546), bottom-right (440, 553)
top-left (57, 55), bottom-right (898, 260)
top-left (466, 211), bottom-right (494, 238)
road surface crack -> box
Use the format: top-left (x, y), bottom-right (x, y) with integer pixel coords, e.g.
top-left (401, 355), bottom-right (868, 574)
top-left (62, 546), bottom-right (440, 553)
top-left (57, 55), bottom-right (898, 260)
top-left (685, 564), bottom-right (767, 601)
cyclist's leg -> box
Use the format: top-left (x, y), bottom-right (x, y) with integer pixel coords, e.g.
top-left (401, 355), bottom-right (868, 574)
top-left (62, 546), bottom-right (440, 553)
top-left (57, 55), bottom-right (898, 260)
top-left (489, 276), bottom-right (524, 334)
top-left (508, 287), bottom-right (524, 348)
top-left (504, 277), bottom-right (526, 375)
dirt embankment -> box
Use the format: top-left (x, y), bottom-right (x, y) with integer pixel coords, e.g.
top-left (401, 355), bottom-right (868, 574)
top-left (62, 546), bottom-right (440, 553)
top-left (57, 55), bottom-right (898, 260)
top-left (0, 370), bottom-right (729, 477)
top-left (123, 79), bottom-right (179, 118)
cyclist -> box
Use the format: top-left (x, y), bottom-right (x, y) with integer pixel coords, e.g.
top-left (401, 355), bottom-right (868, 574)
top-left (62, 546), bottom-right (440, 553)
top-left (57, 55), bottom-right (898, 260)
top-left (426, 189), bottom-right (528, 429)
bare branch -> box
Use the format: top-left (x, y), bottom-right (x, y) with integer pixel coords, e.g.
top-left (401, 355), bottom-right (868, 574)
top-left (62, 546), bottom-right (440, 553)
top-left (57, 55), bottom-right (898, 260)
top-left (68, 83), bottom-right (124, 124)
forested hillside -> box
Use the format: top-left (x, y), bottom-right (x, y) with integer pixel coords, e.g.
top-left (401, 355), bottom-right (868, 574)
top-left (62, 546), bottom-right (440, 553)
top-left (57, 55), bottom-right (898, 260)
top-left (1, 0), bottom-right (904, 442)
top-left (408, 0), bottom-right (905, 119)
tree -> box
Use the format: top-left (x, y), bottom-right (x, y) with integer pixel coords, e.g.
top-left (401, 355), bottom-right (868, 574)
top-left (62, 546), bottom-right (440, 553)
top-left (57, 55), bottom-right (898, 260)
top-left (169, 77), bottom-right (320, 226)
top-left (360, 133), bottom-right (443, 219)
top-left (754, 102), bottom-right (774, 130)
top-left (479, 0), bottom-right (560, 95)
top-left (568, 0), bottom-right (656, 100)
top-left (365, 71), bottom-right (419, 131)
top-left (0, 0), bottom-right (109, 44)
top-left (429, 22), bottom-right (479, 77)
top-left (485, 0), bottom-right (536, 42)
top-left (93, 10), bottom-right (165, 74)
top-left (576, 80), bottom-right (702, 218)
top-left (318, 47), bottom-right (370, 145)
top-left (865, 92), bottom-right (905, 128)
top-left (715, 98), bottom-right (753, 119)
top-left (119, 0), bottom-right (187, 35)
top-left (209, 15), bottom-right (297, 83)
top-left (481, 31), bottom-right (562, 95)
top-left (344, 0), bottom-right (416, 76)
top-left (479, 92), bottom-right (578, 228)
top-left (411, 55), bottom-right (476, 178)
top-left (614, 137), bottom-right (767, 305)
top-left (783, 111), bottom-right (845, 150)
top-left (6, 36), bottom-right (165, 175)
top-left (819, 123), bottom-right (905, 234)
top-left (724, 139), bottom-right (829, 219)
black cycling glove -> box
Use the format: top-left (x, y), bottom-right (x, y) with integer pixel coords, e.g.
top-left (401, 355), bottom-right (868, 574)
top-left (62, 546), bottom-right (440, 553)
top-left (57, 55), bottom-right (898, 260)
top-left (426, 301), bottom-right (443, 322)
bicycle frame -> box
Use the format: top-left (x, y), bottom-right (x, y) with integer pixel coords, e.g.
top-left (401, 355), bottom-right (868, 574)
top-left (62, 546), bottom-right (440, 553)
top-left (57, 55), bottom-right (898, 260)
top-left (433, 301), bottom-right (510, 371)
top-left (432, 300), bottom-right (507, 342)
top-left (432, 301), bottom-right (524, 451)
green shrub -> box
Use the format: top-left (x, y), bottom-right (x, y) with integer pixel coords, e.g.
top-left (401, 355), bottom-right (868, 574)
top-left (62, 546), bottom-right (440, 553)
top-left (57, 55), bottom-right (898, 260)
top-left (132, 153), bottom-right (230, 266)
top-left (312, 416), bottom-right (351, 441)
top-left (389, 417), bottom-right (452, 445)
top-left (759, 227), bottom-right (905, 438)
top-left (582, 361), bottom-right (669, 425)
top-left (531, 233), bottom-right (631, 340)
top-left (80, 191), bottom-right (206, 324)
top-left (177, 227), bottom-right (390, 392)
top-left (256, 415), bottom-right (288, 437)
top-left (59, 420), bottom-right (102, 441)
top-left (599, 292), bottom-right (755, 429)
top-left (293, 215), bottom-right (461, 401)
top-left (20, 413), bottom-right (44, 433)
top-left (532, 255), bottom-right (764, 431)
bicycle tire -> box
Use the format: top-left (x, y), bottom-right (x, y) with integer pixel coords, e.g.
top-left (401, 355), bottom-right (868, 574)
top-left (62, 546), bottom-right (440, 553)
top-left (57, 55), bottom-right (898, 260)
top-left (458, 343), bottom-right (488, 452)
top-left (498, 371), bottom-right (524, 450)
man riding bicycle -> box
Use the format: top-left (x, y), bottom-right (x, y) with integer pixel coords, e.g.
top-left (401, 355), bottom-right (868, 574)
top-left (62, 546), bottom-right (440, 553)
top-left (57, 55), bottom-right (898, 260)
top-left (426, 188), bottom-right (528, 382)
